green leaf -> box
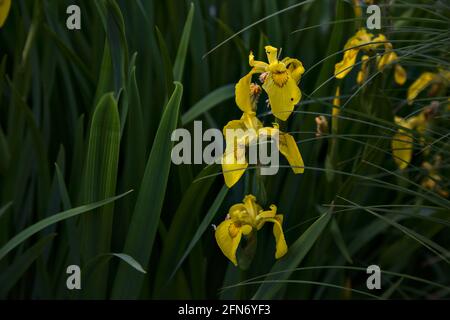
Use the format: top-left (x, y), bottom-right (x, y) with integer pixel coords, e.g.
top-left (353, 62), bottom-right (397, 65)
top-left (155, 26), bottom-right (175, 99)
top-left (80, 93), bottom-right (121, 260)
top-left (181, 84), bottom-right (235, 125)
top-left (252, 211), bottom-right (332, 299)
top-left (112, 82), bottom-right (183, 299)
top-left (169, 185), bottom-right (228, 281)
top-left (0, 191), bottom-right (132, 262)
top-left (0, 234), bottom-right (56, 298)
top-left (173, 3), bottom-right (194, 81)
top-left (0, 202), bottom-right (13, 220)
top-left (330, 216), bottom-right (353, 264)
top-left (79, 92), bottom-right (121, 298)
top-left (85, 253), bottom-right (147, 278)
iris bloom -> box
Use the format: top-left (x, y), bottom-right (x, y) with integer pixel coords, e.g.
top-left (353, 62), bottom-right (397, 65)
top-left (335, 28), bottom-right (406, 85)
top-left (221, 112), bottom-right (304, 188)
top-left (236, 45), bottom-right (305, 121)
top-left (0, 0), bottom-right (11, 28)
top-left (215, 195), bottom-right (287, 266)
top-left (392, 105), bottom-right (436, 169)
top-left (407, 69), bottom-right (450, 105)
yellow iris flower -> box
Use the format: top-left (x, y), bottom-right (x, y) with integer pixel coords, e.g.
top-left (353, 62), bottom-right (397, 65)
top-left (392, 108), bottom-right (432, 169)
top-left (221, 112), bottom-right (304, 188)
top-left (0, 0), bottom-right (11, 28)
top-left (215, 195), bottom-right (288, 266)
top-left (236, 45), bottom-right (305, 121)
top-left (335, 28), bottom-right (406, 85)
top-left (407, 69), bottom-right (450, 105)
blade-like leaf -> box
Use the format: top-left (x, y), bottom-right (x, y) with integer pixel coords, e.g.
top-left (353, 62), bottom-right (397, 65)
top-left (0, 191), bottom-right (132, 262)
top-left (181, 84), bottom-right (235, 125)
top-left (173, 3), bottom-right (194, 81)
top-left (252, 211), bottom-right (332, 299)
top-left (112, 82), bottom-right (183, 299)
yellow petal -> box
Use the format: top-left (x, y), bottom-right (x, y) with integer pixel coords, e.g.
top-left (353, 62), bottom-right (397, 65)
top-left (353, 0), bottom-right (362, 18)
top-left (255, 204), bottom-right (277, 230)
top-left (392, 118), bottom-right (413, 170)
top-left (394, 64), bottom-right (407, 85)
top-left (392, 130), bottom-right (413, 170)
top-left (281, 57), bottom-right (305, 83)
top-left (279, 133), bottom-right (304, 173)
top-left (249, 51), bottom-right (268, 72)
top-left (407, 72), bottom-right (436, 104)
top-left (378, 51), bottom-right (397, 70)
top-left (221, 142), bottom-right (248, 188)
top-left (0, 0), bottom-right (11, 28)
top-left (235, 70), bottom-right (257, 113)
top-left (335, 48), bottom-right (359, 79)
top-left (267, 215), bottom-right (288, 259)
top-left (263, 72), bottom-right (301, 121)
top-left (215, 219), bottom-right (242, 266)
top-left (265, 45), bottom-right (279, 64)
top-left (357, 55), bottom-right (369, 85)
top-left (243, 194), bottom-right (262, 219)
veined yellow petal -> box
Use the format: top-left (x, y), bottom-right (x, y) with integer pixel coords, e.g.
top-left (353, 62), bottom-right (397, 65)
top-left (215, 219), bottom-right (243, 266)
top-left (235, 70), bottom-right (257, 113)
top-left (0, 0), bottom-right (11, 28)
top-left (394, 64), bottom-right (407, 85)
top-left (281, 57), bottom-right (305, 83)
top-left (263, 72), bottom-right (301, 121)
top-left (407, 72), bottom-right (437, 104)
top-left (279, 133), bottom-right (304, 174)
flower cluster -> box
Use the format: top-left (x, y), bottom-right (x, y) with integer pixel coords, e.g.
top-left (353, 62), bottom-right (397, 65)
top-left (335, 28), bottom-right (406, 86)
top-left (216, 46), bottom-right (307, 266)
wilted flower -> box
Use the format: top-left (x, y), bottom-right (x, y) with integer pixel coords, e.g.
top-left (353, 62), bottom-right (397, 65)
top-left (421, 156), bottom-right (448, 198)
top-left (315, 116), bottom-right (329, 137)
